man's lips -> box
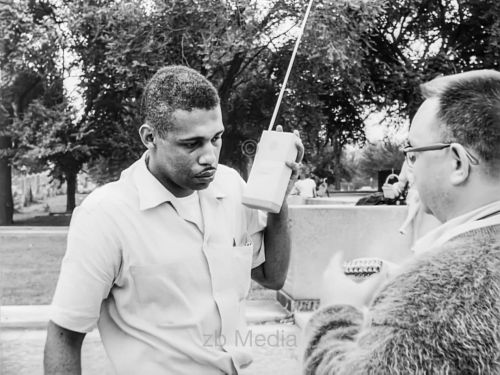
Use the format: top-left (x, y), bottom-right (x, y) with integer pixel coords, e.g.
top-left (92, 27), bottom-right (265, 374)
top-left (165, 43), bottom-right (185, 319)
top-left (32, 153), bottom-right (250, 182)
top-left (196, 169), bottom-right (216, 178)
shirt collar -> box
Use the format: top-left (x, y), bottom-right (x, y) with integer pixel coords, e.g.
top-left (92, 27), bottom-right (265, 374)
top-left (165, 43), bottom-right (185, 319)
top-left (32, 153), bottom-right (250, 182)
top-left (128, 151), bottom-right (226, 211)
top-left (412, 200), bottom-right (500, 254)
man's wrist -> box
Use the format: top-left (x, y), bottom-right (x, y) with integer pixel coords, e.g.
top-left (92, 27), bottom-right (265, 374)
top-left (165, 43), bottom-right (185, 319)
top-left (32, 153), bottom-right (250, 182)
top-left (278, 200), bottom-right (289, 216)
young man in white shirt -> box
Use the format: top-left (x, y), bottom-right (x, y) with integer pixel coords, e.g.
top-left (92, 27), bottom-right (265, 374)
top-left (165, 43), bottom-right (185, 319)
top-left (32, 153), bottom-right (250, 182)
top-left (44, 65), bottom-right (304, 374)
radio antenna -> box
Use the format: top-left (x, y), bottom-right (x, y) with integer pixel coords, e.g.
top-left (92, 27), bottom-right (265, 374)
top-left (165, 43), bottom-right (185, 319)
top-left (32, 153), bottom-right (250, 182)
top-left (268, 0), bottom-right (315, 131)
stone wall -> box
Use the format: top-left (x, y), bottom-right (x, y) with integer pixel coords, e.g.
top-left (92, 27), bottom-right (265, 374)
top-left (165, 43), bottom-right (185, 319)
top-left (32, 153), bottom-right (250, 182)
top-left (283, 205), bottom-right (415, 301)
top-left (3, 203), bottom-right (440, 310)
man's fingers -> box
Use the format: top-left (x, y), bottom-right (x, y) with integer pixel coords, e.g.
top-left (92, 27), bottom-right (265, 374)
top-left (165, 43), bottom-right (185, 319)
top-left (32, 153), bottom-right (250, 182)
top-left (296, 144), bottom-right (304, 163)
top-left (292, 130), bottom-right (304, 163)
top-left (286, 161), bottom-right (301, 176)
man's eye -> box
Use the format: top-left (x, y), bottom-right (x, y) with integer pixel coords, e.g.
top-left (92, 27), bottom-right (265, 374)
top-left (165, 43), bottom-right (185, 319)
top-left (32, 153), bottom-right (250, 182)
top-left (183, 142), bottom-right (198, 149)
top-left (211, 136), bottom-right (221, 144)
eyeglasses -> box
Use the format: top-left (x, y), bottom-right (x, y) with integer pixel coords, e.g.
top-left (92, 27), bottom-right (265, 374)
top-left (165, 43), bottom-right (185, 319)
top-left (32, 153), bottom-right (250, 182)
top-left (403, 142), bottom-right (479, 167)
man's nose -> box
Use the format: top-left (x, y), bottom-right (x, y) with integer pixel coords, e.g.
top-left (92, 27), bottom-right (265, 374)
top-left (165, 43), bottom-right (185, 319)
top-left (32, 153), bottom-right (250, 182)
top-left (199, 143), bottom-right (217, 165)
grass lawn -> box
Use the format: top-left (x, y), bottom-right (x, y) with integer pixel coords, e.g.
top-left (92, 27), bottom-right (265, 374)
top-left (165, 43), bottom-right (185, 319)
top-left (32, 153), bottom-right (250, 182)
top-left (1, 194), bottom-right (276, 305)
top-left (0, 231), bottom-right (274, 305)
top-left (1, 233), bottom-right (67, 305)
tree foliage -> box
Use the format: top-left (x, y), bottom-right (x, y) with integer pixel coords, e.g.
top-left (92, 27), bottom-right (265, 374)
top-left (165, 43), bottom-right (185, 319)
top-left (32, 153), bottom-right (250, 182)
top-left (64, 0), bottom-right (301, 182)
top-left (334, 0), bottom-right (500, 118)
top-left (355, 139), bottom-right (406, 181)
top-left (3, 0), bottom-right (500, 217)
top-left (1, 0), bottom-right (95, 212)
top-left (291, 0), bottom-right (500, 185)
top-left (15, 100), bottom-right (94, 210)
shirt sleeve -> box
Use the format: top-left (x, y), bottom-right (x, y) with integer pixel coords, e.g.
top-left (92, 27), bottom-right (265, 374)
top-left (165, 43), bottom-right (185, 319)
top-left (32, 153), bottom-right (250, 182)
top-left (50, 205), bottom-right (122, 333)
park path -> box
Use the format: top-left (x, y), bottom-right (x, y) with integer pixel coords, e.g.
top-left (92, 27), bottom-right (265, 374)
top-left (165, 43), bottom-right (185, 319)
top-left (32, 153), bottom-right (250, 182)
top-left (1, 324), bottom-right (302, 375)
top-left (1, 300), bottom-right (303, 375)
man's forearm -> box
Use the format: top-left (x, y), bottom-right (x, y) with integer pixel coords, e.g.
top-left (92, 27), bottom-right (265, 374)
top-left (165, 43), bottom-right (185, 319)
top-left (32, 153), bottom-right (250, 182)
top-left (44, 321), bottom-right (85, 375)
top-left (252, 137), bottom-right (301, 289)
top-left (253, 202), bottom-right (291, 289)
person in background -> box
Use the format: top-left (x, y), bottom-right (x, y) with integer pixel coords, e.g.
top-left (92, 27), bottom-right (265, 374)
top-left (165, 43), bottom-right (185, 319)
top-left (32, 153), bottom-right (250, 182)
top-left (384, 160), bottom-right (441, 241)
top-left (316, 178), bottom-right (329, 197)
top-left (304, 69), bottom-right (500, 374)
top-left (292, 169), bottom-right (317, 198)
top-left (44, 65), bottom-right (304, 375)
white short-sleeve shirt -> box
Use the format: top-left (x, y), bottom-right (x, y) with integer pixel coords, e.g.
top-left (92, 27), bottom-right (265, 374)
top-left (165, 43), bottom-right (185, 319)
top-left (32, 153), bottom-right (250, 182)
top-left (293, 178), bottom-right (316, 198)
top-left (50, 153), bottom-right (267, 375)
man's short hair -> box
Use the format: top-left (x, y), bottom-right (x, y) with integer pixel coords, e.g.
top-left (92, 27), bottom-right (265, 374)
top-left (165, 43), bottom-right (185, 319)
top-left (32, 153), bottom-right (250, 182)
top-left (141, 65), bottom-right (220, 137)
top-left (420, 70), bottom-right (500, 175)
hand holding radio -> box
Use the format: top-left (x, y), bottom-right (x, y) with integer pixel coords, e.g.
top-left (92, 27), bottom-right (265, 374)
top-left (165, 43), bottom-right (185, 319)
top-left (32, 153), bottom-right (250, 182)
top-left (242, 126), bottom-right (304, 213)
top-left (276, 125), bottom-right (304, 195)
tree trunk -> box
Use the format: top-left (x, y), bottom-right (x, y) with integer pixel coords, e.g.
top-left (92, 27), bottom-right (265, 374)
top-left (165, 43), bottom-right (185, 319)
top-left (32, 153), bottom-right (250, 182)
top-left (333, 142), bottom-right (342, 191)
top-left (334, 171), bottom-right (341, 190)
top-left (65, 171), bottom-right (77, 212)
top-left (0, 135), bottom-right (13, 225)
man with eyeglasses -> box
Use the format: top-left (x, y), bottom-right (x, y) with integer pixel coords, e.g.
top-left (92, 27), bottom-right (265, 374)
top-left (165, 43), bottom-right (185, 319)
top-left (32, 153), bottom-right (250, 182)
top-left (304, 70), bottom-right (500, 374)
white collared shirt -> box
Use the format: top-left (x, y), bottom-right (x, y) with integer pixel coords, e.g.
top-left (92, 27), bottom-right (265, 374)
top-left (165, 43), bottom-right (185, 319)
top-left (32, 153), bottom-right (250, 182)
top-left (412, 200), bottom-right (500, 254)
top-left (50, 152), bottom-right (267, 374)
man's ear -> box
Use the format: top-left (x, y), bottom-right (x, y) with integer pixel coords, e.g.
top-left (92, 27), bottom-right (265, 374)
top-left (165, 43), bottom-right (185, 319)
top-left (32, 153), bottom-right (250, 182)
top-left (449, 143), bottom-right (471, 185)
top-left (139, 124), bottom-right (155, 149)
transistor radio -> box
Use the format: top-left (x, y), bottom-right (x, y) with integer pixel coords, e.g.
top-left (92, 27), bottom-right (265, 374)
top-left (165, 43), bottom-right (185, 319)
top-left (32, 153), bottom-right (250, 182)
top-left (242, 0), bottom-right (314, 213)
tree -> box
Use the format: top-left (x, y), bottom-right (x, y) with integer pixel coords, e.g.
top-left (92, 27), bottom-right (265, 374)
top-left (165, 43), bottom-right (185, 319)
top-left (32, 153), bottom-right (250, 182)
top-left (1, 0), bottom-right (93, 214)
top-left (0, 106), bottom-right (13, 224)
top-left (282, 0), bottom-right (500, 187)
top-left (1, 0), bottom-right (54, 222)
top-left (15, 101), bottom-right (93, 211)
top-left (58, 0), bottom-right (500, 188)
top-left (333, 0), bottom-right (500, 119)
top-left (4, 0), bottom-right (500, 212)
top-left (355, 139), bottom-right (406, 182)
